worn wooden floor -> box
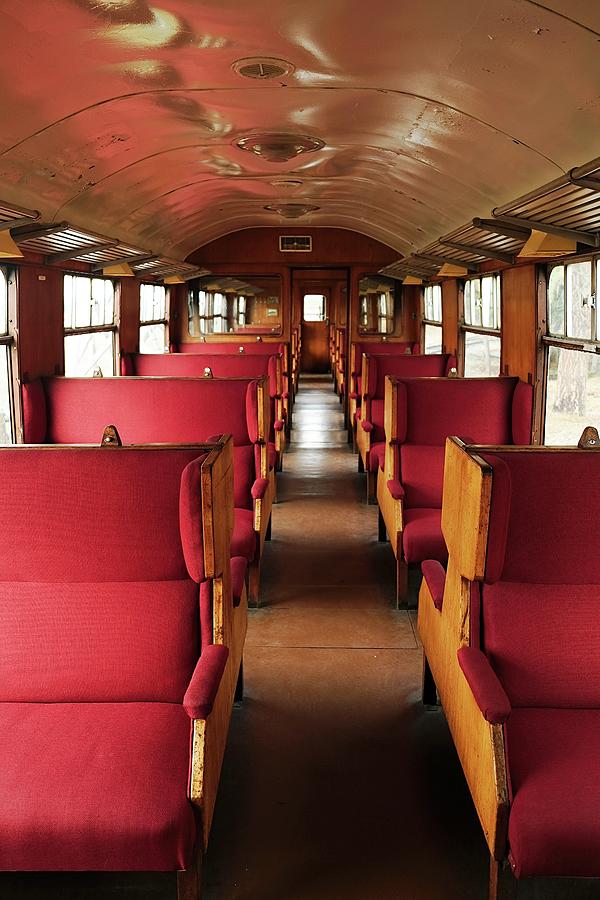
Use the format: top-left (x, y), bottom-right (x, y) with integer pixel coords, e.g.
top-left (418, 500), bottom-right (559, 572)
top-left (1, 376), bottom-right (597, 899)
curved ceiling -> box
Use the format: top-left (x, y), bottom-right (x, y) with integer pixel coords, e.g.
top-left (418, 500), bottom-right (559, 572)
top-left (0, 0), bottom-right (599, 259)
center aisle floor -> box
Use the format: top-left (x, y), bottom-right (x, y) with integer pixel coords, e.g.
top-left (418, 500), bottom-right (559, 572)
top-left (203, 376), bottom-right (488, 900)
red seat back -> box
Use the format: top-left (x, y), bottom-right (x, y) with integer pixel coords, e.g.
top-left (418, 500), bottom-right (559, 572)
top-left (0, 447), bottom-right (210, 703)
top-left (480, 450), bottom-right (600, 708)
top-left (22, 377), bottom-right (262, 509)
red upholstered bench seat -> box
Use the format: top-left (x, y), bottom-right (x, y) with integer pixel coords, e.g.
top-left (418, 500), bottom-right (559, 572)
top-left (357, 353), bottom-right (456, 500)
top-left (0, 444), bottom-right (241, 879)
top-left (378, 377), bottom-right (533, 605)
top-left (507, 708), bottom-right (600, 878)
top-left (122, 351), bottom-right (287, 460)
top-left (22, 376), bottom-right (273, 603)
top-left (0, 701), bottom-right (196, 871)
top-left (465, 448), bottom-right (600, 882)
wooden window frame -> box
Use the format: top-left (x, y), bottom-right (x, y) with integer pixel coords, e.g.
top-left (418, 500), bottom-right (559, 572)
top-left (459, 273), bottom-right (502, 377)
top-left (139, 282), bottom-right (169, 351)
top-left (63, 272), bottom-right (119, 376)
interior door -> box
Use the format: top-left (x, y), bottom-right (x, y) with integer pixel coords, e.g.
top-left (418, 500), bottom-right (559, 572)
top-left (300, 290), bottom-right (330, 373)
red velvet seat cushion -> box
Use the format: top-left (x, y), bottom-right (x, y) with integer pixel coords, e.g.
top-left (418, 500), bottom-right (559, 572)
top-left (232, 508), bottom-right (256, 561)
top-left (482, 582), bottom-right (600, 708)
top-left (507, 708), bottom-right (600, 878)
top-left (368, 442), bottom-right (385, 472)
top-left (0, 701), bottom-right (195, 871)
top-left (402, 508), bottom-right (446, 565)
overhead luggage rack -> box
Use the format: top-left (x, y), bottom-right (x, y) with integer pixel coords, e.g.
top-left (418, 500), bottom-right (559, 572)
top-left (0, 201), bottom-right (40, 232)
top-left (492, 156), bottom-right (600, 247)
top-left (0, 202), bottom-right (210, 281)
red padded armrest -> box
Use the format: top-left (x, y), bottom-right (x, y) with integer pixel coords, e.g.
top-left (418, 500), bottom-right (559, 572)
top-left (387, 479), bottom-right (405, 500)
top-left (457, 646), bottom-right (511, 725)
top-left (184, 644), bottom-right (229, 719)
top-left (251, 477), bottom-right (270, 500)
top-left (274, 419), bottom-right (284, 432)
top-left (361, 420), bottom-right (373, 433)
top-left (421, 559), bottom-right (445, 611)
top-left (349, 392), bottom-right (359, 400)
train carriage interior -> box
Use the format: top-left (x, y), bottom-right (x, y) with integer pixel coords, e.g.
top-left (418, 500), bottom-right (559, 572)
top-left (1, 1), bottom-right (600, 898)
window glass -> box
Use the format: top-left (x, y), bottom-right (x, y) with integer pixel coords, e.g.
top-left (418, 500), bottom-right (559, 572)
top-left (548, 265), bottom-right (565, 336)
top-left (64, 331), bottom-right (115, 377)
top-left (545, 346), bottom-right (600, 444)
top-left (424, 323), bottom-right (443, 355)
top-left (0, 269), bottom-right (7, 334)
top-left (64, 274), bottom-right (116, 376)
top-left (358, 276), bottom-right (395, 334)
top-left (424, 284), bottom-right (442, 322)
top-left (188, 276), bottom-right (282, 335)
top-left (139, 323), bottom-right (167, 354)
top-left (566, 261), bottom-right (592, 340)
top-left (0, 346), bottom-right (11, 445)
top-left (464, 331), bottom-right (501, 377)
top-left (140, 284), bottom-right (166, 323)
top-left (64, 274), bottom-right (114, 330)
top-left (0, 270), bottom-right (13, 443)
top-left (465, 275), bottom-right (500, 329)
top-left (303, 294), bottom-right (326, 322)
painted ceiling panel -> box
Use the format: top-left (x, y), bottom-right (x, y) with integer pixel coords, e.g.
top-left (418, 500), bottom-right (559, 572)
top-left (0, 0), bottom-right (599, 258)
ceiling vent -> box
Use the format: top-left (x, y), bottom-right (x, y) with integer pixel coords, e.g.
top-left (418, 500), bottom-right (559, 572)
top-left (279, 236), bottom-right (312, 252)
top-left (232, 57), bottom-right (295, 80)
top-left (235, 133), bottom-right (324, 163)
top-left (265, 204), bottom-right (320, 219)
top-left (271, 179), bottom-right (303, 190)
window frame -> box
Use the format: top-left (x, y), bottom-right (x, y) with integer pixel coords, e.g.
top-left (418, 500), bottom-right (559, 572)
top-left (139, 282), bottom-right (169, 353)
top-left (422, 283), bottom-right (443, 354)
top-left (0, 266), bottom-right (18, 442)
top-left (541, 256), bottom-right (600, 445)
top-left (63, 272), bottom-right (119, 376)
top-left (460, 272), bottom-right (502, 377)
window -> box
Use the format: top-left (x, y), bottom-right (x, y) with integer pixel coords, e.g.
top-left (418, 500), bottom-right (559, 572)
top-left (423, 284), bottom-right (442, 354)
top-left (358, 276), bottom-right (396, 334)
top-left (139, 283), bottom-right (168, 353)
top-left (63, 274), bottom-right (117, 376)
top-left (303, 294), bottom-right (326, 322)
top-left (544, 259), bottom-right (600, 444)
top-left (0, 268), bottom-right (14, 444)
top-left (462, 274), bottom-right (501, 377)
top-left (188, 276), bottom-right (282, 336)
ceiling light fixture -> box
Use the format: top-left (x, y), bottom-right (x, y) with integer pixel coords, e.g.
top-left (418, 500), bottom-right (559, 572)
top-left (264, 204), bottom-right (320, 219)
top-left (438, 263), bottom-right (469, 277)
top-left (517, 229), bottom-right (577, 259)
top-left (102, 262), bottom-right (135, 277)
top-left (0, 231), bottom-right (24, 259)
top-left (232, 57), bottom-right (295, 80)
top-left (235, 133), bottom-right (324, 163)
